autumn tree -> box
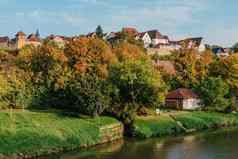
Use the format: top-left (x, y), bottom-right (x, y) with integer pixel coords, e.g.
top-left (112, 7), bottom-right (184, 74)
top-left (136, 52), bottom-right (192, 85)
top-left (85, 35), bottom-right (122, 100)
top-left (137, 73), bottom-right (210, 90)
top-left (112, 41), bottom-right (146, 62)
top-left (172, 46), bottom-right (199, 88)
top-left (210, 53), bottom-right (238, 94)
top-left (64, 37), bottom-right (117, 78)
top-left (171, 45), bottom-right (214, 89)
top-left (111, 31), bottom-right (144, 49)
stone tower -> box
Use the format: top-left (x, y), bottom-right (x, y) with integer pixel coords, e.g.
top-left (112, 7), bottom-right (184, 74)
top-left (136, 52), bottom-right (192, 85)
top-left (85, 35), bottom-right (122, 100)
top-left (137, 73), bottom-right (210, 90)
top-left (16, 31), bottom-right (26, 49)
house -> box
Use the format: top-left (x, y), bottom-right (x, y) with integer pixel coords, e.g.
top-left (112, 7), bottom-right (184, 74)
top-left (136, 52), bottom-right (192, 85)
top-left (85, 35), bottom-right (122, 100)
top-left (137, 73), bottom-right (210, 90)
top-left (136, 32), bottom-right (152, 48)
top-left (179, 37), bottom-right (206, 52)
top-left (47, 35), bottom-right (66, 48)
top-left (0, 36), bottom-right (10, 48)
top-left (14, 30), bottom-right (42, 49)
top-left (103, 32), bottom-right (117, 41)
top-left (147, 30), bottom-right (169, 47)
top-left (0, 30), bottom-right (42, 50)
top-left (169, 40), bottom-right (181, 50)
top-left (165, 88), bottom-right (201, 110)
top-left (26, 34), bottom-right (41, 47)
top-left (136, 29), bottom-right (170, 48)
top-left (212, 47), bottom-right (230, 57)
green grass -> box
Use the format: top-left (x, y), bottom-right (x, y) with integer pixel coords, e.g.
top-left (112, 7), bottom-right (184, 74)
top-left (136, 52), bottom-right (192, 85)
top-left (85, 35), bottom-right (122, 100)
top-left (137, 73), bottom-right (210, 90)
top-left (173, 112), bottom-right (238, 130)
top-left (133, 115), bottom-right (183, 138)
top-left (133, 111), bottom-right (238, 138)
top-left (0, 111), bottom-right (119, 156)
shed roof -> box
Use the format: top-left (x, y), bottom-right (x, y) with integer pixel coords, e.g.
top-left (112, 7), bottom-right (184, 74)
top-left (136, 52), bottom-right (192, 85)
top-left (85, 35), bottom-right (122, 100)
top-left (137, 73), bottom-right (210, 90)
top-left (166, 88), bottom-right (199, 99)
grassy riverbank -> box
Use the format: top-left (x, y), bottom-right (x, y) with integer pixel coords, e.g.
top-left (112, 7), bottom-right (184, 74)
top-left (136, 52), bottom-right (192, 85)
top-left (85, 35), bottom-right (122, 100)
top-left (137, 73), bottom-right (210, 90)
top-left (133, 111), bottom-right (238, 138)
top-left (0, 110), bottom-right (121, 158)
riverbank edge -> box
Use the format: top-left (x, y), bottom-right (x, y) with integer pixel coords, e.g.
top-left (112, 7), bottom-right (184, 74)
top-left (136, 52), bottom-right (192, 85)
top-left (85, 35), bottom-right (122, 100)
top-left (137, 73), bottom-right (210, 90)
top-left (0, 112), bottom-right (124, 159)
top-left (2, 111), bottom-right (238, 159)
top-left (132, 111), bottom-right (238, 139)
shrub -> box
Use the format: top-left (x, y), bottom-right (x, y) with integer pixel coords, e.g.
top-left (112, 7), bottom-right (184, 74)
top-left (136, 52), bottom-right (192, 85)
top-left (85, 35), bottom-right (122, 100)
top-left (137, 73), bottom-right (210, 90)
top-left (0, 70), bottom-right (37, 109)
top-left (67, 75), bottom-right (112, 117)
top-left (194, 77), bottom-right (230, 112)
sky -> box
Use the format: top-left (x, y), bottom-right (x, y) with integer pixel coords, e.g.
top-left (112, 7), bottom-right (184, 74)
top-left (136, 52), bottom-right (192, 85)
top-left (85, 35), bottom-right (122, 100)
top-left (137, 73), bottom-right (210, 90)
top-left (0, 0), bottom-right (237, 47)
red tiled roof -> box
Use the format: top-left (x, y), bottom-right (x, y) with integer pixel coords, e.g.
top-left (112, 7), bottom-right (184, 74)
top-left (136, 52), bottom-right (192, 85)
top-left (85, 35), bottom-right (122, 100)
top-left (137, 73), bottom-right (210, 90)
top-left (27, 34), bottom-right (39, 42)
top-left (147, 30), bottom-right (162, 39)
top-left (166, 88), bottom-right (199, 99)
top-left (179, 37), bottom-right (203, 47)
top-left (47, 34), bottom-right (66, 40)
top-left (137, 32), bottom-right (147, 38)
top-left (147, 30), bottom-right (169, 40)
top-left (0, 36), bottom-right (9, 43)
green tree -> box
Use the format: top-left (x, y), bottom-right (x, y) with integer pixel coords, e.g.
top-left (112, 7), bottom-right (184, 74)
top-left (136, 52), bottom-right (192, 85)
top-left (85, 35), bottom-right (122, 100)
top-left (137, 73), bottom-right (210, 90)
top-left (232, 43), bottom-right (238, 53)
top-left (96, 25), bottom-right (104, 38)
top-left (68, 74), bottom-right (112, 117)
top-left (109, 58), bottom-right (167, 123)
top-left (194, 77), bottom-right (230, 112)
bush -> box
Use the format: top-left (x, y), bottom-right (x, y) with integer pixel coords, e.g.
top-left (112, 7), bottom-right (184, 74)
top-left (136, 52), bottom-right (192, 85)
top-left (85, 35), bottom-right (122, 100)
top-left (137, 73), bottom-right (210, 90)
top-left (66, 75), bottom-right (112, 117)
top-left (194, 77), bottom-right (230, 112)
top-left (0, 70), bottom-right (38, 109)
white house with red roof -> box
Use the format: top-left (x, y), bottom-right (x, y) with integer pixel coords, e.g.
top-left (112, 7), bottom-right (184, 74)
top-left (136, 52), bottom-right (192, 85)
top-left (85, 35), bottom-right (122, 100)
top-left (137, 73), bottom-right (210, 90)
top-left (136, 32), bottom-right (152, 48)
top-left (165, 88), bottom-right (202, 110)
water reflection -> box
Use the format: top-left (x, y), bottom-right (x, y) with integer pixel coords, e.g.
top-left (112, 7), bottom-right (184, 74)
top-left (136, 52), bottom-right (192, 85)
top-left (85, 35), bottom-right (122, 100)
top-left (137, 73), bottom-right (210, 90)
top-left (42, 128), bottom-right (238, 159)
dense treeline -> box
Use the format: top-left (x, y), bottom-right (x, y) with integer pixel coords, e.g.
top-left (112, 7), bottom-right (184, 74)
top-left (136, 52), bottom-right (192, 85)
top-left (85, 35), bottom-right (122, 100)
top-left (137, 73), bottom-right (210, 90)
top-left (0, 32), bottom-right (238, 125)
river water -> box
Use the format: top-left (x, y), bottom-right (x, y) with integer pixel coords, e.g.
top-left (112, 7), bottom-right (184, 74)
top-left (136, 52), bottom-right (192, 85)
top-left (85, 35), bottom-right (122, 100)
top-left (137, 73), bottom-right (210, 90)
top-left (43, 128), bottom-right (238, 159)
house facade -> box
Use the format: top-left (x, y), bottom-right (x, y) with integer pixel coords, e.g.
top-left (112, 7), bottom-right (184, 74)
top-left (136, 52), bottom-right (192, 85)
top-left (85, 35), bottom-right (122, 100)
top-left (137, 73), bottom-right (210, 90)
top-left (0, 30), bottom-right (41, 50)
top-left (212, 47), bottom-right (230, 57)
top-left (147, 30), bottom-right (169, 47)
top-left (136, 29), bottom-right (170, 48)
top-left (136, 32), bottom-right (152, 48)
top-left (179, 37), bottom-right (206, 52)
top-left (165, 88), bottom-right (201, 110)
top-left (0, 36), bottom-right (10, 48)
top-left (47, 34), bottom-right (66, 48)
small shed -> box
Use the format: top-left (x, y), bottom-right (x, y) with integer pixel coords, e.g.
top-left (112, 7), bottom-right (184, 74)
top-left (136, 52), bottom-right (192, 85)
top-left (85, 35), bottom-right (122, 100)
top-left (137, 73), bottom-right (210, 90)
top-left (165, 88), bottom-right (201, 110)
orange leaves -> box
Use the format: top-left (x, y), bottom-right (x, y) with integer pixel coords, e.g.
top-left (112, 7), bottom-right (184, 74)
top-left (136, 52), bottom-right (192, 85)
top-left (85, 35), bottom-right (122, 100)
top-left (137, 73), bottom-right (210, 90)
top-left (74, 62), bottom-right (88, 74)
top-left (65, 37), bottom-right (117, 78)
top-left (200, 50), bottom-right (214, 65)
top-left (112, 42), bottom-right (145, 61)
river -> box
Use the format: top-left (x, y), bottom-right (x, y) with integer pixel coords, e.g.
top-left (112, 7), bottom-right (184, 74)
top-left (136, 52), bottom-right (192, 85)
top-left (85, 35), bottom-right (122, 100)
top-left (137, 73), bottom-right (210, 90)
top-left (42, 128), bottom-right (238, 159)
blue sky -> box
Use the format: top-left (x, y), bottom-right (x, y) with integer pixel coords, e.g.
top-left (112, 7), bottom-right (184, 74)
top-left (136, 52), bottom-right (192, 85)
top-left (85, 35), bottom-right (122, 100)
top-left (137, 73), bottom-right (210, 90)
top-left (0, 0), bottom-right (237, 46)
